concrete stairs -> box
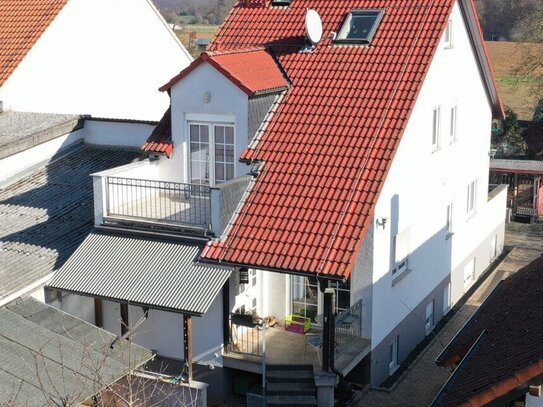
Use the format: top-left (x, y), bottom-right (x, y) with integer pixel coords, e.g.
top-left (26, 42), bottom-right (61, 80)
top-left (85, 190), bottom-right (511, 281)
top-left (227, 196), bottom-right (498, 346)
top-left (266, 365), bottom-right (317, 406)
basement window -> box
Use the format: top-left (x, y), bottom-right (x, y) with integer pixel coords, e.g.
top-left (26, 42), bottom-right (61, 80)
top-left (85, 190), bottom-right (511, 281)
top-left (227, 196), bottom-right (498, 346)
top-left (335, 9), bottom-right (385, 44)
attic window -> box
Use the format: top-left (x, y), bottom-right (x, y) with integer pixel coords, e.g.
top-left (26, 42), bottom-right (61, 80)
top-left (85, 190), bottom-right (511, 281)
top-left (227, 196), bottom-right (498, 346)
top-left (335, 9), bottom-right (385, 44)
top-left (271, 0), bottom-right (291, 6)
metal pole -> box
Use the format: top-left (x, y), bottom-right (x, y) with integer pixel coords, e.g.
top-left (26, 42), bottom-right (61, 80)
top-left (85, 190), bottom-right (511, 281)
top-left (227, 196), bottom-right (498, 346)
top-left (262, 321), bottom-right (267, 406)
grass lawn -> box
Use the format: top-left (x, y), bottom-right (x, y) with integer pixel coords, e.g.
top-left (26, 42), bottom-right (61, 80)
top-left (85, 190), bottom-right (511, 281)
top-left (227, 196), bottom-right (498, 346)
top-left (486, 41), bottom-right (543, 121)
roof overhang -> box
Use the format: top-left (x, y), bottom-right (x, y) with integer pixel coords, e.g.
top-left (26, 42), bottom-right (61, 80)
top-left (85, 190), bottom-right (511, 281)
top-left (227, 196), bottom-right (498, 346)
top-left (48, 229), bottom-right (232, 316)
top-left (458, 0), bottom-right (505, 119)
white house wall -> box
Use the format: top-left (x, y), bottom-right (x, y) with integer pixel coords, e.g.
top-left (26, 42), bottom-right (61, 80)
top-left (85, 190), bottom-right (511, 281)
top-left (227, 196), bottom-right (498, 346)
top-left (0, 0), bottom-right (191, 121)
top-left (162, 63), bottom-right (250, 184)
top-left (0, 129), bottom-right (84, 186)
top-left (83, 120), bottom-right (156, 149)
top-left (370, 0), bottom-right (502, 361)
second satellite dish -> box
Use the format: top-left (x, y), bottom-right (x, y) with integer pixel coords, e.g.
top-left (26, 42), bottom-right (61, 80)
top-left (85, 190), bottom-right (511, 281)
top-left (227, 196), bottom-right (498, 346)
top-left (305, 9), bottom-right (323, 44)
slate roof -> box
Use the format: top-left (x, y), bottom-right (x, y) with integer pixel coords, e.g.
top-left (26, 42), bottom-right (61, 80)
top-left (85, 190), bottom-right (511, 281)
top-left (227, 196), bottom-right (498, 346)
top-left (141, 107), bottom-right (173, 157)
top-left (0, 146), bottom-right (140, 303)
top-left (160, 48), bottom-right (289, 95)
top-left (433, 255), bottom-right (543, 407)
top-left (200, 0), bottom-right (503, 279)
top-left (0, 297), bottom-right (152, 406)
top-left (490, 158), bottom-right (543, 175)
top-left (49, 229), bottom-right (232, 315)
top-left (0, 0), bottom-right (68, 86)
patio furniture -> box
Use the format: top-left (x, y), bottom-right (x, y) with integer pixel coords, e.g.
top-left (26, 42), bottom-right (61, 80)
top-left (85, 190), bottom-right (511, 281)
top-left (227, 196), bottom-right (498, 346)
top-left (304, 333), bottom-right (322, 364)
top-left (339, 311), bottom-right (359, 336)
top-left (284, 315), bottom-right (311, 334)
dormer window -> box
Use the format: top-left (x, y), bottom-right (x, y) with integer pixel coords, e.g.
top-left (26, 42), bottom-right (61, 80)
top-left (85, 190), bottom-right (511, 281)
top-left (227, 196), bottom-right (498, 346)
top-left (335, 9), bottom-right (385, 44)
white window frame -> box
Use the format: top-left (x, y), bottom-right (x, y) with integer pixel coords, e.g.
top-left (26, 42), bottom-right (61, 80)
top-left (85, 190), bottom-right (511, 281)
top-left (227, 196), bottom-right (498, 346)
top-left (443, 283), bottom-right (451, 315)
top-left (450, 105), bottom-right (458, 142)
top-left (444, 19), bottom-right (454, 48)
top-left (466, 179), bottom-right (477, 217)
top-left (187, 120), bottom-right (235, 186)
top-left (432, 107), bottom-right (441, 151)
top-left (446, 202), bottom-right (454, 236)
top-left (392, 227), bottom-right (411, 278)
top-left (425, 300), bottom-right (434, 335)
top-left (389, 335), bottom-right (399, 374)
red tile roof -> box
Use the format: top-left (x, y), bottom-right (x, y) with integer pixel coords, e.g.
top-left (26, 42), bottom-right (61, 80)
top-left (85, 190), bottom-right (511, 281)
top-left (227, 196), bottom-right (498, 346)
top-left (160, 48), bottom-right (288, 95)
top-left (200, 0), bottom-right (502, 279)
top-left (433, 256), bottom-right (543, 406)
top-left (142, 107), bottom-right (173, 157)
top-left (0, 0), bottom-right (68, 86)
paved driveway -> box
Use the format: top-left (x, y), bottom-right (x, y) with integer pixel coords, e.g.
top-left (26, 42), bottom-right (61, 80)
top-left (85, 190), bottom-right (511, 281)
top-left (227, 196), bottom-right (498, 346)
top-left (352, 221), bottom-right (543, 407)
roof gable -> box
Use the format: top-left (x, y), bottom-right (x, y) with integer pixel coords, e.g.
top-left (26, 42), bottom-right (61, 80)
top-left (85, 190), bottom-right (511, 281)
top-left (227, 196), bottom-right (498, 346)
top-left (160, 48), bottom-right (289, 95)
top-left (200, 0), bottom-right (503, 279)
top-left (0, 0), bottom-right (68, 87)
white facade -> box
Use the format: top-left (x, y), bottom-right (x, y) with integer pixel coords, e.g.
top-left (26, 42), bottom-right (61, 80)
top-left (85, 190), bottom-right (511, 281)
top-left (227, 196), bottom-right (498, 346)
top-left (370, 0), bottom-right (504, 348)
top-left (0, 0), bottom-right (191, 121)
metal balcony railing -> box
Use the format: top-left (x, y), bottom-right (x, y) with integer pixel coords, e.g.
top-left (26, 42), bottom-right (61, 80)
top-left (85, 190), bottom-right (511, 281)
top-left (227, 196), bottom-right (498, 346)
top-left (105, 176), bottom-right (211, 229)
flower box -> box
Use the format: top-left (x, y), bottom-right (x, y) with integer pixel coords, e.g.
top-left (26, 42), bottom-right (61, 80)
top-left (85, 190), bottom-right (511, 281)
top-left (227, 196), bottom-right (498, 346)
top-left (284, 315), bottom-right (311, 334)
top-left (231, 313), bottom-right (259, 328)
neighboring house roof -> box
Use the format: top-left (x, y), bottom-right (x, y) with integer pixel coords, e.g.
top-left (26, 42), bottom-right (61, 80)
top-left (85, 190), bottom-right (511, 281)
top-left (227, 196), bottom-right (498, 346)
top-left (0, 0), bottom-right (68, 86)
top-left (200, 0), bottom-right (503, 279)
top-left (160, 48), bottom-right (289, 95)
top-left (49, 229), bottom-right (232, 315)
top-left (141, 107), bottom-right (173, 157)
top-left (522, 120), bottom-right (543, 156)
top-left (433, 255), bottom-right (543, 407)
top-left (0, 111), bottom-right (83, 160)
top-left (0, 297), bottom-right (152, 406)
top-left (0, 146), bottom-right (139, 305)
top-left (490, 158), bottom-right (543, 175)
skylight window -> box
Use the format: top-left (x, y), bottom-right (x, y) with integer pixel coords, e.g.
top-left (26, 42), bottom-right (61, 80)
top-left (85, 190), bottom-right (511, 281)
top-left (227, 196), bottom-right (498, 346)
top-left (271, 0), bottom-right (291, 6)
top-left (336, 9), bottom-right (385, 44)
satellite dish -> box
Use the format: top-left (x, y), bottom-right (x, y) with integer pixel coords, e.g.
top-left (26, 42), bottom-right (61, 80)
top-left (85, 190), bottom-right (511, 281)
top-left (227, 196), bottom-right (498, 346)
top-left (305, 9), bottom-right (323, 44)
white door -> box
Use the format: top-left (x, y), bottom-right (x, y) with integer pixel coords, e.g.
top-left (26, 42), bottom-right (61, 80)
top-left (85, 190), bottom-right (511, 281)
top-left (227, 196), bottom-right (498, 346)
top-left (389, 336), bottom-right (399, 374)
top-left (425, 300), bottom-right (434, 335)
top-left (463, 258), bottom-right (475, 292)
top-left (490, 235), bottom-right (497, 260)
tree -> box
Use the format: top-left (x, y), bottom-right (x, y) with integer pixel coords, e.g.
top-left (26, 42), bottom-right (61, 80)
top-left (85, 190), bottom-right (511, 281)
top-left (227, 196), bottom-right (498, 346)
top-left (493, 108), bottom-right (525, 157)
top-left (0, 326), bottom-right (201, 407)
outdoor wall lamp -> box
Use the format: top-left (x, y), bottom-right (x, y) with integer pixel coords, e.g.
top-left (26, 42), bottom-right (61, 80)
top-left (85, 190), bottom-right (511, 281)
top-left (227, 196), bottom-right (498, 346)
top-left (376, 217), bottom-right (388, 229)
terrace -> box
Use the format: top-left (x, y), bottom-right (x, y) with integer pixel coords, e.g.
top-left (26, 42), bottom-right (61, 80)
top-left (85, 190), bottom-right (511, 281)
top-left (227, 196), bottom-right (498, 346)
top-left (223, 300), bottom-right (371, 376)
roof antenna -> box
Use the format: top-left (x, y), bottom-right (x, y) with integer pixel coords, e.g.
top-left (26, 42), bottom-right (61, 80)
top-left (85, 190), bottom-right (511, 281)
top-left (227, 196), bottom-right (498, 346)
top-left (302, 9), bottom-right (322, 52)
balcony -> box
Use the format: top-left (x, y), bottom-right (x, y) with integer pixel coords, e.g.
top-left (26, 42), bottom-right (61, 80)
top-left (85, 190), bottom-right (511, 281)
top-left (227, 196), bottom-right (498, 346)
top-left (104, 176), bottom-right (211, 231)
top-left (92, 160), bottom-right (251, 235)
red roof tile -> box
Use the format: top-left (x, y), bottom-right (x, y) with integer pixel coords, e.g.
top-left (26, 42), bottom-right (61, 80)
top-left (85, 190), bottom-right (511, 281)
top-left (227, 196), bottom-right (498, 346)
top-left (0, 0), bottom-right (68, 86)
top-left (142, 107), bottom-right (173, 157)
top-left (433, 256), bottom-right (543, 406)
top-left (200, 0), bottom-right (501, 279)
top-left (160, 48), bottom-right (288, 95)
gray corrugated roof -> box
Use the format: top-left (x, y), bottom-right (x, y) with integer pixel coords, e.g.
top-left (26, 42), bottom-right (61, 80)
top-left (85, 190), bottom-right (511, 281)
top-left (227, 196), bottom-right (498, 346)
top-left (0, 146), bottom-right (140, 302)
top-left (0, 297), bottom-right (152, 406)
top-left (49, 230), bottom-right (231, 315)
top-left (0, 111), bottom-right (83, 159)
top-left (490, 159), bottom-right (543, 174)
